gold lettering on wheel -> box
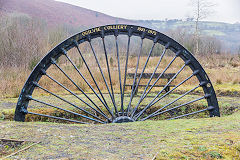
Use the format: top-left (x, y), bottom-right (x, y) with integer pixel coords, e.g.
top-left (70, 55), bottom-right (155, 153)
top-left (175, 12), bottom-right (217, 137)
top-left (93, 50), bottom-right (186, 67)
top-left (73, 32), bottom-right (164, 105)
top-left (137, 27), bottom-right (145, 32)
top-left (137, 27), bottom-right (157, 36)
top-left (81, 25), bottom-right (157, 37)
top-left (104, 25), bottom-right (128, 30)
top-left (82, 25), bottom-right (128, 37)
top-left (82, 27), bottom-right (101, 36)
top-left (147, 29), bottom-right (157, 36)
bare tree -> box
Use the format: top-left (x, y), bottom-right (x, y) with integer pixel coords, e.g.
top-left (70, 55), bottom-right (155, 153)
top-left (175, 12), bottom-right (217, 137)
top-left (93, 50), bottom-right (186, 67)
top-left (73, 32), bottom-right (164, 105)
top-left (190, 0), bottom-right (216, 55)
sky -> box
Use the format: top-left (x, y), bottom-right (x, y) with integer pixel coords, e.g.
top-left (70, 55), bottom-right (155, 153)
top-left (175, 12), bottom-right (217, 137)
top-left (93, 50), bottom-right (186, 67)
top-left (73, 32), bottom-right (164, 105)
top-left (55, 0), bottom-right (240, 24)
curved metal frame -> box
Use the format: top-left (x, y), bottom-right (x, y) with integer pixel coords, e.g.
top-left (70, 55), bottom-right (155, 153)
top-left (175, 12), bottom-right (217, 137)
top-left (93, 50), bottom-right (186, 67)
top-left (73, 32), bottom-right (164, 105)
top-left (14, 24), bottom-right (220, 123)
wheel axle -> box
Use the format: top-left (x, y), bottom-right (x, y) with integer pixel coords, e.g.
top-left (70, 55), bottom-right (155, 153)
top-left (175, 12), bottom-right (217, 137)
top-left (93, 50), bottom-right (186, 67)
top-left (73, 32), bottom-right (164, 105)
top-left (113, 116), bottom-right (135, 123)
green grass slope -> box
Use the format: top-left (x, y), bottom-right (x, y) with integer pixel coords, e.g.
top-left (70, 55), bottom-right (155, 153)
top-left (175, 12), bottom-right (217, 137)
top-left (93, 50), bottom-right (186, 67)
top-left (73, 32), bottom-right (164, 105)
top-left (0, 111), bottom-right (239, 159)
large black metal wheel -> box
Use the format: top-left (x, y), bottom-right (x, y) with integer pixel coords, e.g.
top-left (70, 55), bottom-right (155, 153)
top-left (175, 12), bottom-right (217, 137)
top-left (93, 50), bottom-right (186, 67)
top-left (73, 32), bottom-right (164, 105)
top-left (15, 24), bottom-right (220, 124)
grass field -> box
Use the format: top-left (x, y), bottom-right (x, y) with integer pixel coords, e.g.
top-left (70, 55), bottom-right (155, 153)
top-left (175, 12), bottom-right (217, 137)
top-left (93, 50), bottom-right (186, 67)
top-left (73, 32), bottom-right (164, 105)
top-left (0, 89), bottom-right (239, 159)
top-left (0, 111), bottom-right (240, 159)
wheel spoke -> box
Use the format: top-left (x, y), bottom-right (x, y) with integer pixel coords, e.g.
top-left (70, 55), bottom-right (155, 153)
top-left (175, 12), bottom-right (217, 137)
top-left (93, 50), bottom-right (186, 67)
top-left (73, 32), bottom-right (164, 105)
top-left (141, 96), bottom-right (206, 121)
top-left (101, 37), bottom-right (118, 116)
top-left (128, 42), bottom-right (156, 110)
top-left (131, 55), bottom-right (179, 117)
top-left (141, 51), bottom-right (181, 99)
top-left (139, 85), bottom-right (201, 121)
top-left (62, 47), bottom-right (114, 118)
top-left (130, 44), bottom-right (171, 116)
top-left (44, 71), bottom-right (109, 120)
top-left (138, 43), bottom-right (169, 99)
top-left (89, 40), bottom-right (117, 117)
top-left (28, 111), bottom-right (89, 124)
top-left (126, 38), bottom-right (143, 114)
top-left (122, 36), bottom-right (131, 114)
top-left (149, 69), bottom-right (198, 109)
top-left (132, 40), bottom-right (157, 95)
top-left (30, 83), bottom-right (105, 123)
top-left (167, 108), bottom-right (208, 120)
top-left (133, 64), bottom-right (192, 119)
top-left (115, 35), bottom-right (124, 115)
top-left (28, 96), bottom-right (106, 123)
top-left (50, 58), bottom-right (110, 120)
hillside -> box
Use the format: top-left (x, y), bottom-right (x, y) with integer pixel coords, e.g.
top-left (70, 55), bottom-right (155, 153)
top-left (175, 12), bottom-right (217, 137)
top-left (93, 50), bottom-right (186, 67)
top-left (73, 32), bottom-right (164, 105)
top-left (0, 0), bottom-right (239, 53)
top-left (139, 20), bottom-right (240, 53)
top-left (0, 0), bottom-right (135, 27)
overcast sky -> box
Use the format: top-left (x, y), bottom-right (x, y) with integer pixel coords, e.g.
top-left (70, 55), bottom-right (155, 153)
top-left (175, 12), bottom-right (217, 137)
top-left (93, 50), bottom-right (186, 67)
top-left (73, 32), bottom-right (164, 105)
top-left (55, 0), bottom-right (240, 24)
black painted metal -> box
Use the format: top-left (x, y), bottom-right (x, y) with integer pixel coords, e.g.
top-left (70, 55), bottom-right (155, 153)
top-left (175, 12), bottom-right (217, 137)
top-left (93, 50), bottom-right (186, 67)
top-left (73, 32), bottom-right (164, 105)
top-left (113, 116), bottom-right (135, 123)
top-left (14, 24), bottom-right (220, 124)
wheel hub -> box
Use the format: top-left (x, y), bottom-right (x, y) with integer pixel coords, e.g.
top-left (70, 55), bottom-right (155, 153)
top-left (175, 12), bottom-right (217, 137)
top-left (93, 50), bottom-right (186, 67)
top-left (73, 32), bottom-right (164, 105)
top-left (112, 116), bottom-right (135, 123)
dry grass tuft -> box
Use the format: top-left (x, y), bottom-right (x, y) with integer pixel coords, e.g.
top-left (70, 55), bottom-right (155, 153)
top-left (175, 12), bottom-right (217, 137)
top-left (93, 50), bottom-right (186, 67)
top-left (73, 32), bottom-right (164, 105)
top-left (0, 54), bottom-right (239, 98)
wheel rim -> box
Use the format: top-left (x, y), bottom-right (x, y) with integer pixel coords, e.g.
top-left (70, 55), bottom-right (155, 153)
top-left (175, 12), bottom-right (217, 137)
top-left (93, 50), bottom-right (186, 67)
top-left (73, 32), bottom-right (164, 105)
top-left (14, 24), bottom-right (220, 124)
